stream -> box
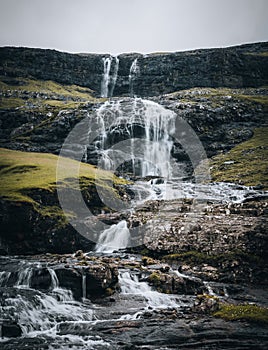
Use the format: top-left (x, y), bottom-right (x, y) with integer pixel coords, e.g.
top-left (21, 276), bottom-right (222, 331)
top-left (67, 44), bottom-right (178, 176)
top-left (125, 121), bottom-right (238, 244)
top-left (1, 96), bottom-right (268, 349)
top-left (1, 178), bottom-right (267, 349)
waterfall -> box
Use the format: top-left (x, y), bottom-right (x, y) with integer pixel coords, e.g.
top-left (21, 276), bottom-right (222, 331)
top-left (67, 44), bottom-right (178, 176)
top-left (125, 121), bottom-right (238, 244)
top-left (110, 56), bottom-right (119, 97)
top-left (129, 58), bottom-right (139, 96)
top-left (100, 56), bottom-right (119, 98)
top-left (0, 271), bottom-right (11, 287)
top-left (16, 267), bottom-right (33, 288)
top-left (47, 268), bottom-right (59, 290)
top-left (95, 220), bottom-right (130, 253)
top-left (82, 273), bottom-right (87, 300)
top-left (119, 271), bottom-right (179, 309)
top-left (92, 98), bottom-right (177, 179)
top-left (101, 57), bottom-right (112, 98)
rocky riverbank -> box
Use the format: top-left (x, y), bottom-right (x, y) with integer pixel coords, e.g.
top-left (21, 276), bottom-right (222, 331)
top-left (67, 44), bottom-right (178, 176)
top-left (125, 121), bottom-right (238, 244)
top-left (1, 253), bottom-right (268, 349)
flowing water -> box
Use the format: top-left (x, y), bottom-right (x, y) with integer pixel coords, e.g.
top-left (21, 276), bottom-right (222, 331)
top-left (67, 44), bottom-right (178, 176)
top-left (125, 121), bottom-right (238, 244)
top-left (1, 96), bottom-right (267, 349)
top-left (95, 220), bottom-right (130, 253)
top-left (100, 56), bottom-right (119, 98)
top-left (129, 58), bottom-right (139, 96)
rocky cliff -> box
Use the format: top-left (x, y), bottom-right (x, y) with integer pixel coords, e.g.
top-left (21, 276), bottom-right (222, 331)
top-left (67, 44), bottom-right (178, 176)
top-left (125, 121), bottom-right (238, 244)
top-left (1, 42), bottom-right (268, 97)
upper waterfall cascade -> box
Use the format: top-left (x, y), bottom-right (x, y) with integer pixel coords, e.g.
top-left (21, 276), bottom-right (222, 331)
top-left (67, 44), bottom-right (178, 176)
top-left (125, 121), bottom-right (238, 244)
top-left (100, 56), bottom-right (119, 98)
top-left (129, 58), bottom-right (140, 96)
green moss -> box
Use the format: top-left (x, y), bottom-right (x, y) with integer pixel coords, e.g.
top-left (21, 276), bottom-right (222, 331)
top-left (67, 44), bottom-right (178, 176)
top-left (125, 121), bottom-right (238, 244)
top-left (211, 127), bottom-right (268, 189)
top-left (148, 272), bottom-right (161, 285)
top-left (162, 250), bottom-right (261, 266)
top-left (142, 256), bottom-right (156, 265)
top-left (213, 304), bottom-right (268, 324)
top-left (0, 97), bottom-right (25, 108)
top-left (36, 205), bottom-right (71, 228)
top-left (234, 94), bottom-right (268, 105)
top-left (105, 288), bottom-right (115, 296)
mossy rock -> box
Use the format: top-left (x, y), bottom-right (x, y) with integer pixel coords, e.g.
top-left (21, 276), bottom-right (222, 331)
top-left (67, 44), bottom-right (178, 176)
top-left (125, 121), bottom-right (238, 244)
top-left (211, 127), bottom-right (268, 189)
top-left (213, 303), bottom-right (268, 324)
top-left (162, 250), bottom-right (261, 267)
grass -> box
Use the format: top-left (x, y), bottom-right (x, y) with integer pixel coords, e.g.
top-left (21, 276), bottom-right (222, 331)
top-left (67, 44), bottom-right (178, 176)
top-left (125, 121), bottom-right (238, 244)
top-left (0, 77), bottom-right (102, 110)
top-left (166, 87), bottom-right (268, 108)
top-left (0, 147), bottom-right (127, 207)
top-left (213, 304), bottom-right (268, 324)
top-left (0, 77), bottom-right (95, 100)
top-left (245, 52), bottom-right (268, 57)
top-left (210, 127), bottom-right (268, 189)
top-left (0, 97), bottom-right (26, 109)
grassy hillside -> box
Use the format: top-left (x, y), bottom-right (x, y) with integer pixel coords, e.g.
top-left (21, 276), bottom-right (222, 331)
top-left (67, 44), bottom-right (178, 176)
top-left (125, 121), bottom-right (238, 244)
top-left (210, 127), bottom-right (268, 189)
top-left (0, 148), bottom-right (126, 221)
top-left (0, 76), bottom-right (104, 110)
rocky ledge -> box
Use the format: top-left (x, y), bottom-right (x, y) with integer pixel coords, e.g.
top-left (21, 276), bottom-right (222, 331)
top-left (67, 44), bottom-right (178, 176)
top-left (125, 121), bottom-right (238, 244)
top-left (1, 42), bottom-right (268, 97)
top-left (129, 197), bottom-right (268, 285)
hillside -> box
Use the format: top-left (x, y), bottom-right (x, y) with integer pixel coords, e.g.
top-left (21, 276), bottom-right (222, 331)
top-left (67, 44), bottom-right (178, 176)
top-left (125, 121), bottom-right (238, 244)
top-left (0, 147), bottom-right (127, 254)
top-left (1, 42), bottom-right (268, 97)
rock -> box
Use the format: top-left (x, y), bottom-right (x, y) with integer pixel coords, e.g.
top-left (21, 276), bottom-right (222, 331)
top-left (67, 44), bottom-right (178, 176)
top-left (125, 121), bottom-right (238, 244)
top-left (139, 199), bottom-right (268, 284)
top-left (55, 262), bottom-right (118, 300)
top-left (1, 321), bottom-right (22, 338)
top-left (192, 294), bottom-right (220, 314)
top-left (147, 270), bottom-right (203, 295)
top-left (1, 42), bottom-right (267, 97)
top-left (30, 268), bottom-right (52, 291)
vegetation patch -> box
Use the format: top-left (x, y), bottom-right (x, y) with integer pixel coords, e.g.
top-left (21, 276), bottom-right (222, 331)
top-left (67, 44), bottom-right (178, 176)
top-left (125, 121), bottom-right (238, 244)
top-left (148, 272), bottom-right (161, 285)
top-left (161, 250), bottom-right (261, 266)
top-left (213, 303), bottom-right (268, 324)
top-left (166, 87), bottom-right (268, 108)
top-left (210, 127), bottom-right (268, 189)
top-left (0, 148), bottom-right (127, 221)
top-left (0, 76), bottom-right (105, 111)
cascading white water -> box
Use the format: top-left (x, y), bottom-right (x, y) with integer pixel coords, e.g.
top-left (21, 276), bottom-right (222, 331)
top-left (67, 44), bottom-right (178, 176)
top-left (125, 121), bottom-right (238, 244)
top-left (82, 273), bottom-right (87, 300)
top-left (129, 58), bottom-right (139, 96)
top-left (16, 267), bottom-right (33, 288)
top-left (93, 98), bottom-right (177, 179)
top-left (95, 220), bottom-right (130, 253)
top-left (1, 264), bottom-right (93, 339)
top-left (110, 56), bottom-right (119, 97)
top-left (0, 271), bottom-right (11, 287)
top-left (119, 271), bottom-right (179, 309)
top-left (47, 268), bottom-right (59, 290)
top-left (101, 57), bottom-right (112, 98)
top-left (100, 56), bottom-right (119, 98)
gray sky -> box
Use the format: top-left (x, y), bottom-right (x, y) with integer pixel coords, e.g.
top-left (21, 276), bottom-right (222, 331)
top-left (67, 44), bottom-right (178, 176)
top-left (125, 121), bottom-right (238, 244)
top-left (0, 0), bottom-right (267, 55)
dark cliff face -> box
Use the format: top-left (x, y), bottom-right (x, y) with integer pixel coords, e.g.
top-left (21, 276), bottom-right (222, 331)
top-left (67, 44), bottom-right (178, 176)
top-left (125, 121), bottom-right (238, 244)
top-left (1, 42), bottom-right (268, 97)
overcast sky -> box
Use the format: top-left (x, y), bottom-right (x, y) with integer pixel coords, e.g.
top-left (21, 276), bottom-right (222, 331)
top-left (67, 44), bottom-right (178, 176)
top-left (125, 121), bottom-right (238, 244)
top-left (0, 0), bottom-right (267, 55)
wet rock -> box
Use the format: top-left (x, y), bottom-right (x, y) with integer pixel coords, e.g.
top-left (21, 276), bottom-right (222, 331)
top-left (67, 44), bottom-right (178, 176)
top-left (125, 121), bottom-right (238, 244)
top-left (30, 268), bottom-right (52, 291)
top-left (55, 262), bottom-right (118, 300)
top-left (1, 322), bottom-right (22, 338)
top-left (192, 294), bottom-right (220, 314)
top-left (147, 270), bottom-right (203, 295)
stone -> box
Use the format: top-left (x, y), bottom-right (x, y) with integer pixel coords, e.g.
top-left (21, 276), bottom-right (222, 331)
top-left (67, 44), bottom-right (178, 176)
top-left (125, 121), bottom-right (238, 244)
top-left (1, 322), bottom-right (22, 338)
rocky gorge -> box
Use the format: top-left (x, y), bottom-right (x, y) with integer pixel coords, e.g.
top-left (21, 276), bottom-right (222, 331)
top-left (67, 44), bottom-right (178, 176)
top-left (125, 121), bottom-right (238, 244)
top-left (0, 43), bottom-right (268, 349)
